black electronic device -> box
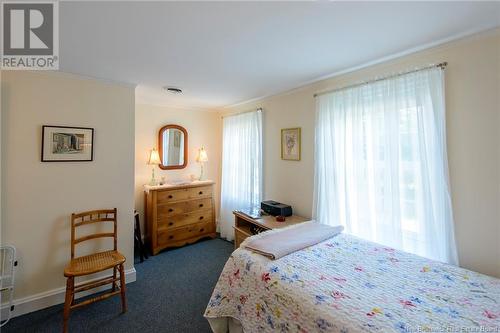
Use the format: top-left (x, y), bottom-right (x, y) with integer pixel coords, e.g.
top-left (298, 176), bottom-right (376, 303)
top-left (260, 200), bottom-right (293, 217)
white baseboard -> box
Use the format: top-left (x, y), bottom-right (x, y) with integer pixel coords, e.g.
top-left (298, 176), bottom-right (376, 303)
top-left (1, 267), bottom-right (136, 321)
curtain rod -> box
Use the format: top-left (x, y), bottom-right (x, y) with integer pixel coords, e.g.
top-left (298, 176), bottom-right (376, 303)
top-left (313, 62), bottom-right (447, 98)
top-left (221, 108), bottom-right (262, 118)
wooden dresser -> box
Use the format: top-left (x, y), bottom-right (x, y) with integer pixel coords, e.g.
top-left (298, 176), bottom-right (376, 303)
top-left (145, 181), bottom-right (216, 255)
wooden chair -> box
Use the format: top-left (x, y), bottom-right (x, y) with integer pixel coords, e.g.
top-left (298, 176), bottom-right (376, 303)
top-left (63, 208), bottom-right (127, 333)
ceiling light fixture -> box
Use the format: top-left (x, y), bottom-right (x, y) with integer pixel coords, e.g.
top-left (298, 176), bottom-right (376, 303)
top-left (163, 86), bottom-right (183, 94)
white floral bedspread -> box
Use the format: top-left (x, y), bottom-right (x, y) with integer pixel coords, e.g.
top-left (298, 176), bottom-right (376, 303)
top-left (205, 233), bottom-right (500, 332)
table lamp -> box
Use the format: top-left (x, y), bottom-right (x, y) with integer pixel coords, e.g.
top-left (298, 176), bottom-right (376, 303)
top-left (197, 147), bottom-right (208, 180)
top-left (148, 148), bottom-right (161, 185)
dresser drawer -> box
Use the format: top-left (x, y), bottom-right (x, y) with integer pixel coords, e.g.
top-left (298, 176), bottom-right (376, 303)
top-left (158, 209), bottom-right (212, 230)
top-left (187, 186), bottom-right (212, 199)
top-left (157, 185), bottom-right (213, 204)
top-left (187, 197), bottom-right (212, 211)
top-left (157, 198), bottom-right (212, 218)
top-left (157, 188), bottom-right (190, 203)
top-left (157, 220), bottom-right (215, 245)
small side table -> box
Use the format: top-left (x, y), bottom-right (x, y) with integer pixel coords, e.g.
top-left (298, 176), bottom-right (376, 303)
top-left (232, 211), bottom-right (309, 249)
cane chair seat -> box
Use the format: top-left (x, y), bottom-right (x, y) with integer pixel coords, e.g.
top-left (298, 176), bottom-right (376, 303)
top-left (64, 250), bottom-right (126, 277)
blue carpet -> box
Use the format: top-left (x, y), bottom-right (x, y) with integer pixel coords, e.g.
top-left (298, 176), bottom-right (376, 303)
top-left (4, 238), bottom-right (233, 333)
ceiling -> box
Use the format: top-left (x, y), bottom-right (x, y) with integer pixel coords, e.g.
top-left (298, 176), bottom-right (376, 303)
top-left (59, 1), bottom-right (500, 110)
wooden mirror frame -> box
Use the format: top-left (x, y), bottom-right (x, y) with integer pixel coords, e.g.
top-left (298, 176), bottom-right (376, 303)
top-left (158, 124), bottom-right (188, 170)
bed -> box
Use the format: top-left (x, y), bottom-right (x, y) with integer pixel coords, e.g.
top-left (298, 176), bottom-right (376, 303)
top-left (205, 231), bottom-right (500, 333)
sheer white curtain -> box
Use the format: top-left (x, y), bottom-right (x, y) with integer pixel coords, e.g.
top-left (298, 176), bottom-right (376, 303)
top-left (313, 67), bottom-right (458, 265)
top-left (219, 110), bottom-right (263, 241)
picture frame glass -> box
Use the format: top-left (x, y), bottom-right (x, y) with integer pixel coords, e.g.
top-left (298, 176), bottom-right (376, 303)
top-left (281, 128), bottom-right (300, 161)
top-left (42, 126), bottom-right (94, 161)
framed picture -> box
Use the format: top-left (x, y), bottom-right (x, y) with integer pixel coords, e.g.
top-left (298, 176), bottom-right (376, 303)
top-left (281, 127), bottom-right (301, 161)
top-left (41, 125), bottom-right (94, 162)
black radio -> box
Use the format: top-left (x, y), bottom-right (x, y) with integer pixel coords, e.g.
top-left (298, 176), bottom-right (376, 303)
top-left (260, 200), bottom-right (293, 217)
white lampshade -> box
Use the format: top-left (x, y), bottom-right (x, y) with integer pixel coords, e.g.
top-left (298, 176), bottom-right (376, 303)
top-left (197, 147), bottom-right (208, 162)
top-left (148, 149), bottom-right (161, 165)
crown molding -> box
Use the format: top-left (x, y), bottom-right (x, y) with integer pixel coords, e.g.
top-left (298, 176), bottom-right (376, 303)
top-left (225, 25), bottom-right (500, 109)
top-left (26, 70), bottom-right (138, 89)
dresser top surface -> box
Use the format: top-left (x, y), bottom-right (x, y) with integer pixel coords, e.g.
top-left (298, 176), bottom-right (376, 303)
top-left (144, 180), bottom-right (214, 193)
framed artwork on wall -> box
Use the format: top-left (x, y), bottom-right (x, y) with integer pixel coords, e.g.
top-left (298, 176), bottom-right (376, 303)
top-left (41, 125), bottom-right (94, 162)
top-left (281, 127), bottom-right (301, 161)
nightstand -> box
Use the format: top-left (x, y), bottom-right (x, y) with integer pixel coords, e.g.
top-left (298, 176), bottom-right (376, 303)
top-left (232, 211), bottom-right (309, 249)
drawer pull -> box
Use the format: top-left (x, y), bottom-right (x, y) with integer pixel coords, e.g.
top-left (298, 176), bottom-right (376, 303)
top-left (200, 228), bottom-right (205, 232)
top-left (168, 195), bottom-right (173, 199)
top-left (199, 191), bottom-right (203, 195)
top-left (168, 208), bottom-right (173, 212)
top-left (199, 216), bottom-right (204, 220)
top-left (199, 204), bottom-right (204, 208)
top-left (168, 235), bottom-right (174, 240)
top-left (168, 222), bottom-right (173, 226)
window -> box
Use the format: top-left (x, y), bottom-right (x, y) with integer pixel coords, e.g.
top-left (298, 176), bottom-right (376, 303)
top-left (219, 110), bottom-right (263, 241)
top-left (313, 67), bottom-right (458, 264)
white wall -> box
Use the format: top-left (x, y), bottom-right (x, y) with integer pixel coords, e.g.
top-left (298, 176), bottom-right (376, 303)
top-left (222, 30), bottom-right (500, 277)
top-left (0, 70), bottom-right (3, 260)
top-left (1, 71), bottom-right (136, 302)
top-left (135, 104), bottom-right (222, 231)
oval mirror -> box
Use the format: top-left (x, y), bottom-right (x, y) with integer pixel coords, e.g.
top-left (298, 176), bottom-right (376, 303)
top-left (158, 125), bottom-right (188, 169)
